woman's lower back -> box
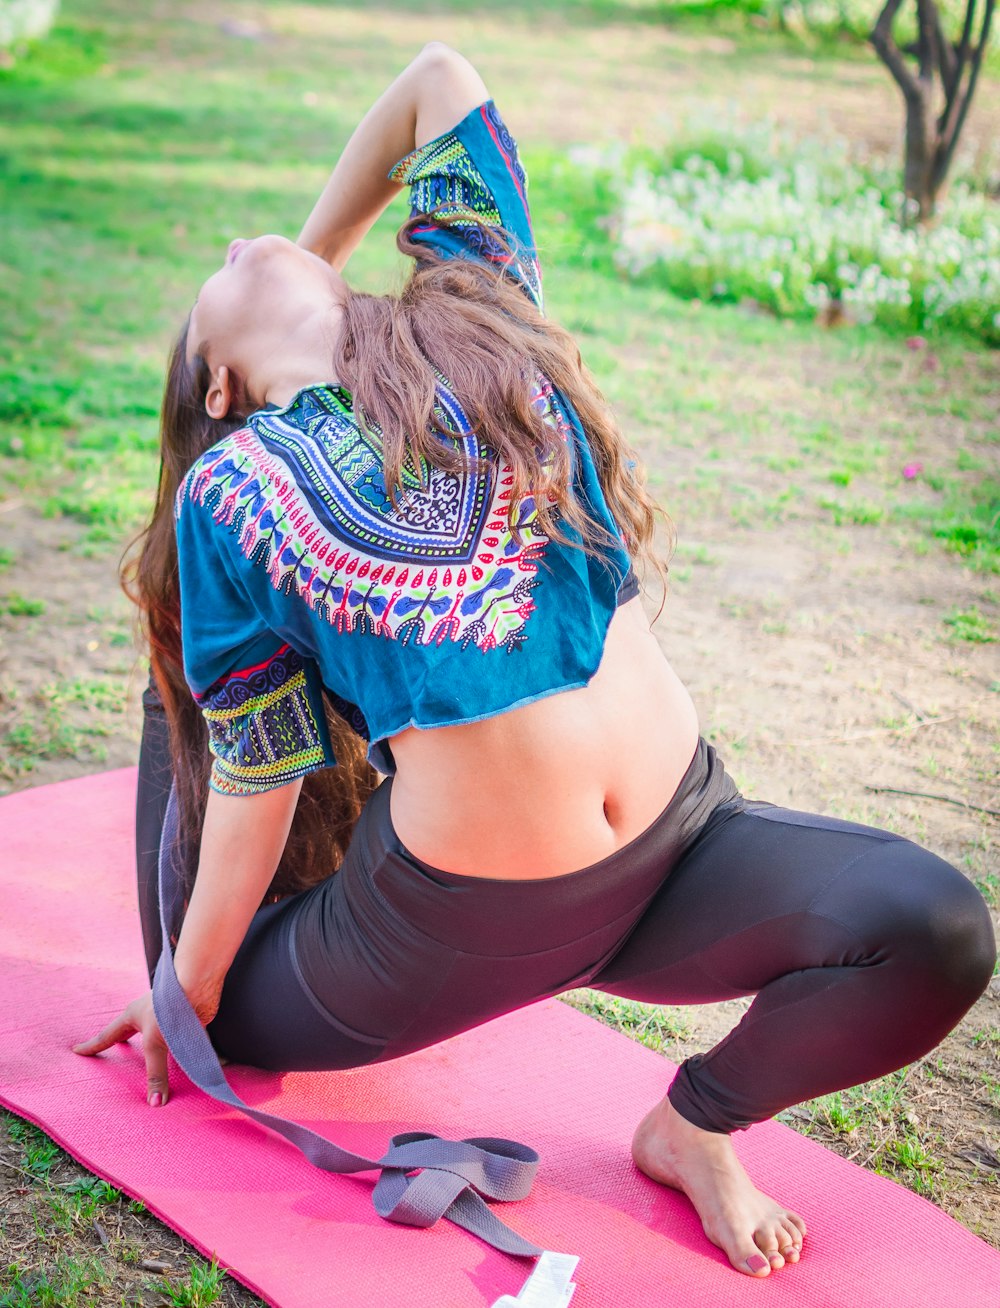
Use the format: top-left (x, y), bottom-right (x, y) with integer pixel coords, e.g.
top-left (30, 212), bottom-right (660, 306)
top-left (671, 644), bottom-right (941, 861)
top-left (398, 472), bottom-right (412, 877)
top-left (387, 595), bottom-right (701, 879)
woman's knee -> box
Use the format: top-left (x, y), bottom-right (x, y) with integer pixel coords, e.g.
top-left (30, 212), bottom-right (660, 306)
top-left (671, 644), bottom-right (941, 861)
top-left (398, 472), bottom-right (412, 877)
top-left (824, 837), bottom-right (996, 1003)
top-left (922, 854), bottom-right (997, 997)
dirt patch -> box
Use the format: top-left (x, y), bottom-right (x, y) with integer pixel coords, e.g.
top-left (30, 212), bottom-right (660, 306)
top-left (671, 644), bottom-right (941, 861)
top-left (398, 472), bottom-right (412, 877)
top-left (0, 500), bottom-right (142, 794)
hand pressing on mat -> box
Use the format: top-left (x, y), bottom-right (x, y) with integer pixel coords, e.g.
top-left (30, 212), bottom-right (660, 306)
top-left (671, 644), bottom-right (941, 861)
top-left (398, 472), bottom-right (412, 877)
top-left (73, 991), bottom-right (172, 1108)
top-left (75, 787), bottom-right (296, 1108)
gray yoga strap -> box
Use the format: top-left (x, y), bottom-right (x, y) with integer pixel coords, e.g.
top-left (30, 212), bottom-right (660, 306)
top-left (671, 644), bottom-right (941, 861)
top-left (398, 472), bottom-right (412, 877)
top-left (151, 783), bottom-right (544, 1259)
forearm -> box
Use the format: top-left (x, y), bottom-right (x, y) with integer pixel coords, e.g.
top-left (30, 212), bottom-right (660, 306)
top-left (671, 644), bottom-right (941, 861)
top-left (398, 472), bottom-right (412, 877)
top-left (172, 779), bottom-right (302, 1022)
top-left (297, 41), bottom-right (489, 268)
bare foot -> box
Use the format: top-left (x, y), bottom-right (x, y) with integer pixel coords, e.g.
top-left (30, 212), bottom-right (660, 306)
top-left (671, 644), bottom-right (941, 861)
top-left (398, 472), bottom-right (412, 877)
top-left (632, 1095), bottom-right (806, 1277)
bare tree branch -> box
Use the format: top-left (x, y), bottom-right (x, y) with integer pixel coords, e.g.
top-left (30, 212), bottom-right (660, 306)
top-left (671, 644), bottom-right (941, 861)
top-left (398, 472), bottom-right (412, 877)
top-left (955, 0), bottom-right (979, 74)
top-left (931, 0), bottom-right (960, 95)
top-left (872, 0), bottom-right (922, 100)
top-left (935, 0), bottom-right (995, 187)
top-left (937, 0), bottom-right (980, 129)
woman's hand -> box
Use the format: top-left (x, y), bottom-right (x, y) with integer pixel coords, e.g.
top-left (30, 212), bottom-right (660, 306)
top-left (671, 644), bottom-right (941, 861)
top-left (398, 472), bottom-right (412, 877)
top-left (73, 991), bottom-right (172, 1107)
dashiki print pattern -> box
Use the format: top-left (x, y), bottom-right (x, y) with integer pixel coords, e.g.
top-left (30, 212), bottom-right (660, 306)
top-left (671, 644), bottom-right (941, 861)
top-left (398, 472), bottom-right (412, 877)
top-left (180, 375), bottom-right (570, 656)
top-left (197, 644), bottom-right (327, 795)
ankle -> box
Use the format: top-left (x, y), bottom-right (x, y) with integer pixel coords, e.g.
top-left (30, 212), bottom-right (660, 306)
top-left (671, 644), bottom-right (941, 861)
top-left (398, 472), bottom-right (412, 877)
top-left (655, 1095), bottom-right (725, 1145)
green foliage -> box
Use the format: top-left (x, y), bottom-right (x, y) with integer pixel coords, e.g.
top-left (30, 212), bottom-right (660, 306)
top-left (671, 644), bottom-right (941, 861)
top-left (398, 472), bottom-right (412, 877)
top-left (818, 495), bottom-right (886, 526)
top-left (973, 870), bottom-right (999, 910)
top-left (45, 1176), bottom-right (123, 1232)
top-left (7, 1118), bottom-right (60, 1180)
top-left (2, 592), bottom-right (46, 616)
top-left (568, 115), bottom-right (1000, 346)
top-left (0, 677), bottom-right (126, 782)
top-left (788, 1067), bottom-right (948, 1200)
top-left (0, 1255), bottom-right (110, 1308)
top-left (154, 1258), bottom-right (225, 1308)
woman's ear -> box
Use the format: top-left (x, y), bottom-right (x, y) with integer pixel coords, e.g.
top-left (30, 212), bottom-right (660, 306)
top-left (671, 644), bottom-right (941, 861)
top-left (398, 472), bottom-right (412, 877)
top-left (205, 365), bottom-right (234, 419)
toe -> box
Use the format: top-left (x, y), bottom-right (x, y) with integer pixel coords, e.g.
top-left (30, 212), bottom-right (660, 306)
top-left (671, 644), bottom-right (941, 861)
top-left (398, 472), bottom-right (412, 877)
top-left (781, 1217), bottom-right (803, 1261)
top-left (787, 1210), bottom-right (808, 1241)
top-left (742, 1251), bottom-right (771, 1277)
top-left (754, 1227), bottom-right (785, 1272)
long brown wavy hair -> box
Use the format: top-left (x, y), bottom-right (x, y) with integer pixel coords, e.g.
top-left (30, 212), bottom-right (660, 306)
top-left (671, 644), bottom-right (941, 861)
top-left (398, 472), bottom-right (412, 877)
top-left (122, 215), bottom-right (670, 901)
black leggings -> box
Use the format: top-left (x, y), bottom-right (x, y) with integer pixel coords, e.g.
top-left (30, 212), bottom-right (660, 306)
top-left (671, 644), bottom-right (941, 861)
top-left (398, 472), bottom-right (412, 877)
top-left (137, 689), bottom-right (995, 1134)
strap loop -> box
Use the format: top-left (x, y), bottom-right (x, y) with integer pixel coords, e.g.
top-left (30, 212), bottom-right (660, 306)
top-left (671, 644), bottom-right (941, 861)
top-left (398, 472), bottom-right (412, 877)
top-left (151, 783), bottom-right (543, 1258)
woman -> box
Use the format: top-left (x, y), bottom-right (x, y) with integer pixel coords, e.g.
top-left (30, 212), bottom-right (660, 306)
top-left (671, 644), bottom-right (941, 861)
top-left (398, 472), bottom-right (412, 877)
top-left (75, 43), bottom-right (995, 1279)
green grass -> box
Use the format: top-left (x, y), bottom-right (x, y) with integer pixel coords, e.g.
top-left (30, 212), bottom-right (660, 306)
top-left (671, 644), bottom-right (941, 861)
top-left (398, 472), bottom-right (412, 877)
top-left (562, 989), bottom-right (692, 1049)
top-left (1, 592), bottom-right (46, 616)
top-left (7, 1119), bottom-right (61, 1181)
top-left (973, 870), bottom-right (1000, 911)
top-left (153, 1259), bottom-right (226, 1308)
top-left (1, 1), bottom-right (996, 570)
top-left (0, 676), bottom-right (128, 783)
top-left (944, 606), bottom-right (998, 644)
top-left (0, 1254), bottom-right (112, 1307)
top-left (783, 1067), bottom-right (949, 1200)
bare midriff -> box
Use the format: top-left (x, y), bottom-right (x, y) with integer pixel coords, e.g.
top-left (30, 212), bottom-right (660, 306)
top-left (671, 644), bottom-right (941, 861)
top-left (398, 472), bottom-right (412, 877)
top-left (388, 596), bottom-right (700, 880)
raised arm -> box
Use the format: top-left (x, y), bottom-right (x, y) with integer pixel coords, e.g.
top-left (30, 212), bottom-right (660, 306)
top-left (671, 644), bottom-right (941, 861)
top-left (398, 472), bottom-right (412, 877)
top-left (297, 42), bottom-right (489, 269)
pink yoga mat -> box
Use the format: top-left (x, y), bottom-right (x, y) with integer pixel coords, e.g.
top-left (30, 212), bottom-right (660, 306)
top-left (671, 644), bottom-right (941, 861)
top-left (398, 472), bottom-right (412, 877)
top-left (1, 769), bottom-right (997, 1307)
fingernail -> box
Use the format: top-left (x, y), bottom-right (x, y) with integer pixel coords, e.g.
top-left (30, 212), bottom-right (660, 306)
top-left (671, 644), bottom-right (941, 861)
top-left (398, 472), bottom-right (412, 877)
top-left (747, 1254), bottom-right (769, 1272)
top-left (149, 1092), bottom-right (162, 1108)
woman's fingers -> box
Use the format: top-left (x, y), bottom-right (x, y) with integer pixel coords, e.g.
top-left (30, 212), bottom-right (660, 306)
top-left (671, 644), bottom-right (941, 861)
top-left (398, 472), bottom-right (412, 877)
top-left (71, 1012), bottom-right (137, 1057)
top-left (144, 1026), bottom-right (170, 1107)
top-left (72, 992), bottom-right (170, 1106)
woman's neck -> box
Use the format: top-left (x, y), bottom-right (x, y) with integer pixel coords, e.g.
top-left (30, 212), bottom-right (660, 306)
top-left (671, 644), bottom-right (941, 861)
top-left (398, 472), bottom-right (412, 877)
top-left (258, 299), bottom-right (346, 409)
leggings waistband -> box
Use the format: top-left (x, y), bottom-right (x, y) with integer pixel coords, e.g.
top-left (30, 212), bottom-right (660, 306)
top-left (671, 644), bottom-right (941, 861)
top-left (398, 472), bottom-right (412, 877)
top-left (357, 737), bottom-right (742, 955)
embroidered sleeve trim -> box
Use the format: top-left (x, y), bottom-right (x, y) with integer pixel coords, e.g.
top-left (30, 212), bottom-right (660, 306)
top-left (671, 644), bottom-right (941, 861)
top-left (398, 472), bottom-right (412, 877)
top-left (196, 643), bottom-right (333, 796)
top-left (388, 101), bottom-right (542, 309)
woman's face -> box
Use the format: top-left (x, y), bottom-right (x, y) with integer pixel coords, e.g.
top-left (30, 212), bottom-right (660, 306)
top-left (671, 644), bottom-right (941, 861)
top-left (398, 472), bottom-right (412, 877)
top-left (187, 234), bottom-right (338, 408)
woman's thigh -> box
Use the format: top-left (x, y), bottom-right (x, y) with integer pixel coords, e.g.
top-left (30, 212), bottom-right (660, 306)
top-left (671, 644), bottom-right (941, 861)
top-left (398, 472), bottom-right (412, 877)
top-left (206, 888), bottom-right (391, 1072)
top-left (592, 802), bottom-right (994, 1017)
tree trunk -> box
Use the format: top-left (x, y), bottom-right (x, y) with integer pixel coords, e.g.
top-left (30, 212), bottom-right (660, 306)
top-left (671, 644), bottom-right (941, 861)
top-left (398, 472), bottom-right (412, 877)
top-left (871, 0), bottom-right (995, 229)
top-left (903, 87), bottom-right (939, 223)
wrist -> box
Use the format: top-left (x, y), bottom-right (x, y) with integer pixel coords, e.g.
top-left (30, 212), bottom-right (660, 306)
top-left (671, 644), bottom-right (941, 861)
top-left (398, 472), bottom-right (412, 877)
top-left (184, 979), bottom-right (222, 1027)
top-left (173, 960), bottom-right (225, 1026)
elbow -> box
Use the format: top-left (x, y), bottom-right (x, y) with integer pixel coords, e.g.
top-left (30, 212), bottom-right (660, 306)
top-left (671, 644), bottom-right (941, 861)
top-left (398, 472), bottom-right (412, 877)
top-left (416, 41), bottom-right (474, 79)
top-left (419, 40), bottom-right (460, 63)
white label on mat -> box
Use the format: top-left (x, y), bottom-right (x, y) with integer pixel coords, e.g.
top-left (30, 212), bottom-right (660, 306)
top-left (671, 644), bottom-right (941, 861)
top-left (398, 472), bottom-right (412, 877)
top-left (491, 1251), bottom-right (580, 1308)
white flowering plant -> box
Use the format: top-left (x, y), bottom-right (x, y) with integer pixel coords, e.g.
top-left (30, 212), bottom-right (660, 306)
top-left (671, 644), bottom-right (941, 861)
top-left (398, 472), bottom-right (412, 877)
top-left (568, 113), bottom-right (1000, 346)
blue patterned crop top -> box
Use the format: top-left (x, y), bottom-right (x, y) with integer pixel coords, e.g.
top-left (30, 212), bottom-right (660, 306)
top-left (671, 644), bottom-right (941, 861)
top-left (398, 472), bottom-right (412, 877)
top-left (175, 100), bottom-right (634, 793)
